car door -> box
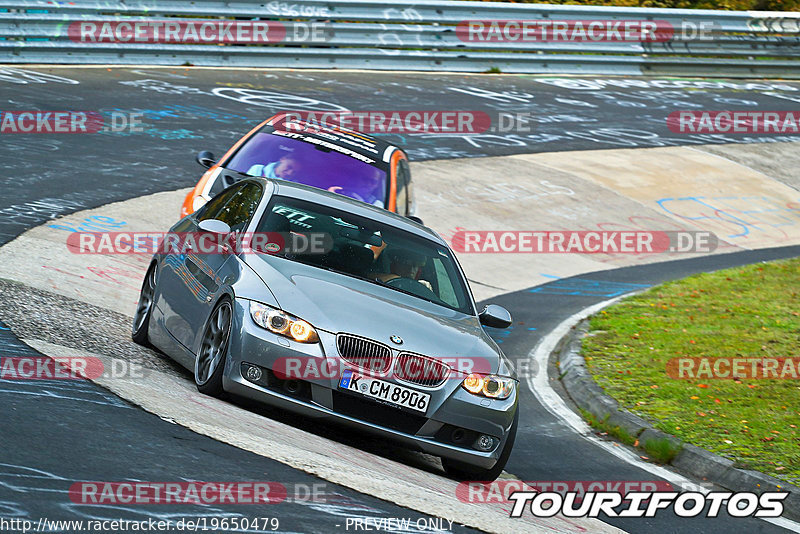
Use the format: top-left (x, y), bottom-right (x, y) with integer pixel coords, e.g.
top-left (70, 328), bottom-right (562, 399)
top-left (160, 181), bottom-right (264, 351)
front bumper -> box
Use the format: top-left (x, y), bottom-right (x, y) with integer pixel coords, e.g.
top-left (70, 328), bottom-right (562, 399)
top-left (222, 298), bottom-right (518, 469)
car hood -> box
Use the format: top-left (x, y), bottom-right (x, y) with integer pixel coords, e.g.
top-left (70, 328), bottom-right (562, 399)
top-left (244, 254), bottom-right (504, 372)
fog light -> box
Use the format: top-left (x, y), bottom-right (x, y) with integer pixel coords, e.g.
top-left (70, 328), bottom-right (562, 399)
top-left (476, 434), bottom-right (494, 451)
top-left (245, 365), bottom-right (262, 382)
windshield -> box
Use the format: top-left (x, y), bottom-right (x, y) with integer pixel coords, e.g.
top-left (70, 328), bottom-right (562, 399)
top-left (256, 195), bottom-right (474, 315)
top-left (226, 131), bottom-right (389, 209)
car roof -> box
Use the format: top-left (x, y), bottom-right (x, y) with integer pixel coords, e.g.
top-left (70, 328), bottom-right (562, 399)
top-left (263, 118), bottom-right (399, 165)
top-left (252, 177), bottom-right (443, 244)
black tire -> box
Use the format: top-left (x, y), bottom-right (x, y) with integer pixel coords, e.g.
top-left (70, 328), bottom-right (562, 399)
top-left (442, 407), bottom-right (519, 481)
top-left (195, 298), bottom-right (233, 397)
top-left (131, 263), bottom-right (157, 347)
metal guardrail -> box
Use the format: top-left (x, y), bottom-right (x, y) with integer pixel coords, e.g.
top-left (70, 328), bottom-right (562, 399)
top-left (1, 0), bottom-right (799, 76)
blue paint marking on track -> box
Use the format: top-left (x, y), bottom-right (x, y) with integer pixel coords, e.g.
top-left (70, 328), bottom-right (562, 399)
top-left (529, 278), bottom-right (650, 298)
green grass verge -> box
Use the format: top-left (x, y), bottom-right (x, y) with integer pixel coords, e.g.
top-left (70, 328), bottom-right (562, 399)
top-left (642, 436), bottom-right (683, 464)
top-left (579, 408), bottom-right (637, 446)
top-left (582, 257), bottom-right (800, 485)
top-left (579, 409), bottom-right (683, 463)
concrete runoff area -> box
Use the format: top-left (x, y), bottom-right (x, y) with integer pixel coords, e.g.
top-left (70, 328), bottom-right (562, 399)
top-left (524, 146), bottom-right (800, 250)
top-left (692, 143), bottom-right (800, 192)
top-left (417, 141), bottom-right (800, 300)
top-left (0, 140), bottom-right (798, 532)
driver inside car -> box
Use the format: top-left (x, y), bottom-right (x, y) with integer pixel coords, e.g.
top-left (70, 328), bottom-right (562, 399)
top-left (246, 152), bottom-right (304, 181)
top-left (375, 249), bottom-right (433, 291)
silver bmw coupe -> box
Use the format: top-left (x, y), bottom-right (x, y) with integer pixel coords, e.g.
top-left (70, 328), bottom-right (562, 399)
top-left (133, 177), bottom-right (518, 480)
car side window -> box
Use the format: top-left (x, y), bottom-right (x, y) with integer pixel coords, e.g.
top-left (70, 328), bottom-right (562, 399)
top-left (396, 159), bottom-right (410, 215)
top-left (213, 183), bottom-right (263, 232)
top-left (196, 183), bottom-right (244, 222)
top-left (197, 182), bottom-right (263, 232)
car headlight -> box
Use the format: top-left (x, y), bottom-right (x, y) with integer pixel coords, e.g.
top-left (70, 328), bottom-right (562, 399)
top-left (249, 301), bottom-right (319, 343)
top-left (462, 373), bottom-right (515, 399)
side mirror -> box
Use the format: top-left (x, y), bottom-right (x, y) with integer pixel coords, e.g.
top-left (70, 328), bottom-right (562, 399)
top-left (196, 150), bottom-right (216, 169)
top-left (198, 219), bottom-right (231, 235)
top-left (479, 304), bottom-right (512, 329)
top-left (406, 215), bottom-right (424, 225)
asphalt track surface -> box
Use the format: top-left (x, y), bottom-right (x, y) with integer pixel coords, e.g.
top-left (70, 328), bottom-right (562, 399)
top-left (1, 67), bottom-right (800, 533)
top-left (0, 318), bottom-right (477, 534)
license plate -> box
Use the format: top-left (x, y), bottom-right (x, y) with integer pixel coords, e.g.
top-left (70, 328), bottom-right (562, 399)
top-left (339, 370), bottom-right (430, 413)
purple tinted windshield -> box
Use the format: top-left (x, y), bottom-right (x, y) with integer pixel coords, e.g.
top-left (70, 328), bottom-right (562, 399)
top-left (226, 132), bottom-right (388, 208)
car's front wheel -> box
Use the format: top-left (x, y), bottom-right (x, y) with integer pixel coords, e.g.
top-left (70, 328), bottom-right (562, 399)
top-left (132, 264), bottom-right (157, 347)
top-left (195, 297), bottom-right (232, 397)
top-left (442, 407), bottom-right (519, 481)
